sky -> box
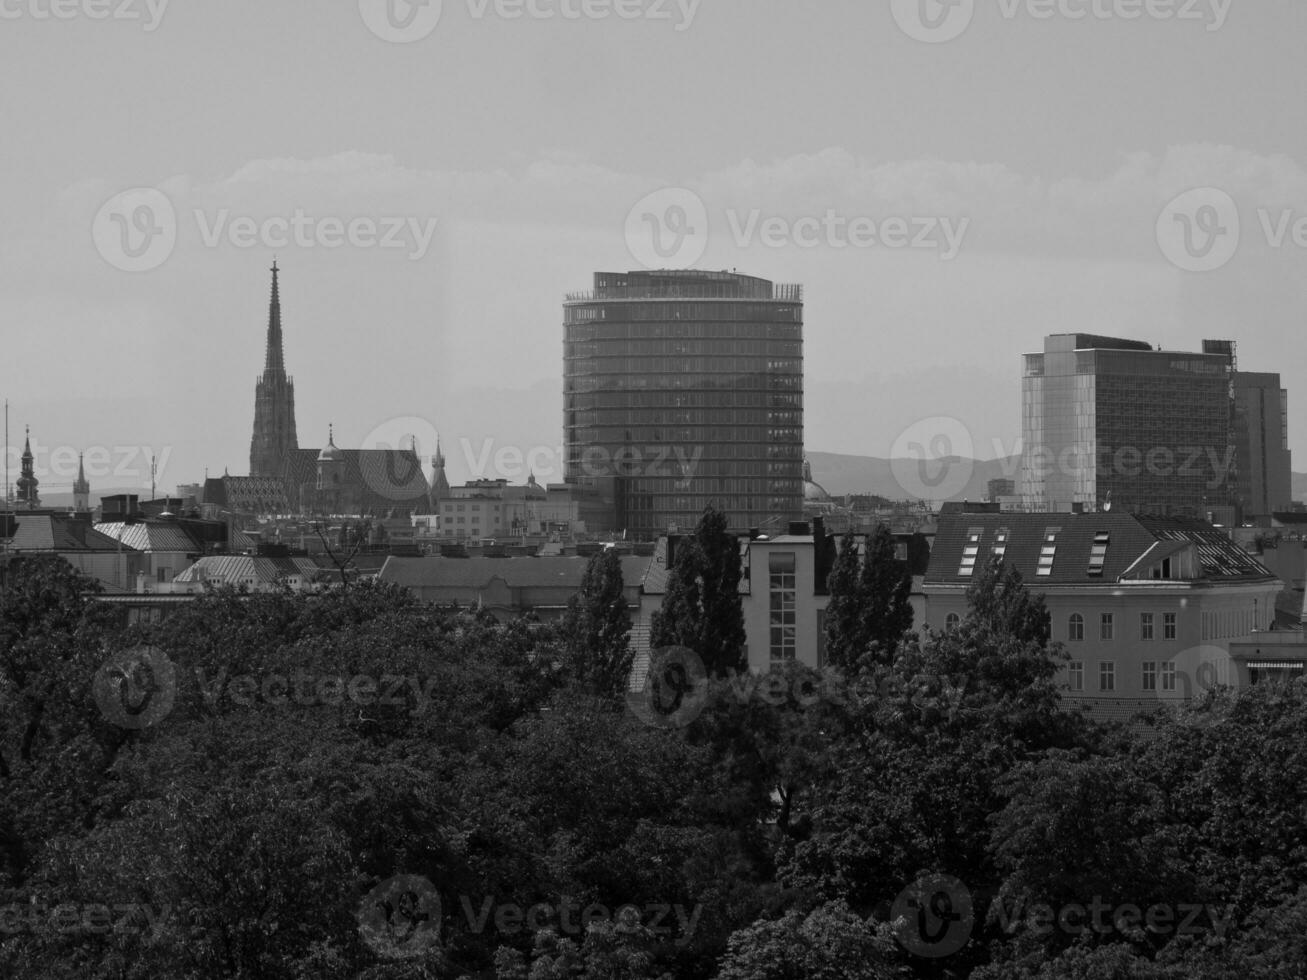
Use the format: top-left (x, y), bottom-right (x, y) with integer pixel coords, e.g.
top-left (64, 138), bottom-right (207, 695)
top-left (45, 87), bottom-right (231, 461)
top-left (2, 0), bottom-right (1306, 498)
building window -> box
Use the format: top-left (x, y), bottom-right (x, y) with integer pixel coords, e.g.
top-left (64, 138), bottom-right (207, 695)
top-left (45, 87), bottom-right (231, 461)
top-left (1088, 531), bottom-right (1110, 577)
top-left (959, 528), bottom-right (982, 577)
top-left (1037, 528), bottom-right (1061, 577)
top-left (1068, 613), bottom-right (1084, 641)
top-left (1099, 662), bottom-right (1115, 692)
top-left (945, 613), bottom-right (960, 631)
top-left (1140, 612), bottom-right (1154, 641)
top-left (1163, 612), bottom-right (1177, 640)
top-left (1161, 662), bottom-right (1177, 692)
top-left (1068, 661), bottom-right (1084, 692)
top-left (1142, 661), bottom-right (1156, 691)
top-left (1100, 613), bottom-right (1114, 641)
top-left (992, 528), bottom-right (1009, 561)
top-left (769, 552), bottom-right (797, 663)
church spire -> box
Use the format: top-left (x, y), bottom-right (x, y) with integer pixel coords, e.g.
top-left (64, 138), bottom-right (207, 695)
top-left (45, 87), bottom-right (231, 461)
top-left (264, 259), bottom-right (284, 377)
top-left (73, 452), bottom-right (90, 513)
top-left (17, 426), bottom-right (39, 510)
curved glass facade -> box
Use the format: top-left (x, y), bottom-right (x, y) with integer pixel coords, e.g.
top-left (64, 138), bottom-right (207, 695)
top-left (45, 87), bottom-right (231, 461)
top-left (564, 270), bottom-right (804, 538)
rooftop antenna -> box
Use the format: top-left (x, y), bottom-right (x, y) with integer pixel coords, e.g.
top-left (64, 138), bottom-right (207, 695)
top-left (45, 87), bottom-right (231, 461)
top-left (3, 399), bottom-right (8, 555)
top-left (151, 455), bottom-right (157, 503)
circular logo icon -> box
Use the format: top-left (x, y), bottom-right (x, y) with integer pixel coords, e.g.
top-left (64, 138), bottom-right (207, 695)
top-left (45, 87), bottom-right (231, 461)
top-left (93, 645), bottom-right (177, 730)
top-left (891, 873), bottom-right (973, 958)
top-left (357, 415), bottom-right (441, 502)
top-left (890, 416), bottom-right (975, 502)
top-left (626, 646), bottom-right (709, 729)
top-left (359, 875), bottom-right (442, 959)
top-left (625, 187), bottom-right (709, 271)
top-left (92, 187), bottom-right (177, 273)
top-left (890, 0), bottom-right (975, 43)
top-left (1156, 187), bottom-right (1240, 273)
top-left (359, 0), bottom-right (443, 42)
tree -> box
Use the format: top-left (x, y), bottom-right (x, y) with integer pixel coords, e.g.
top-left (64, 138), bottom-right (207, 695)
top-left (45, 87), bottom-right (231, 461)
top-left (822, 525), bottom-right (914, 671)
top-left (715, 902), bottom-right (900, 980)
top-left (562, 548), bottom-right (634, 699)
top-left (965, 557), bottom-right (1051, 647)
top-left (650, 508), bottom-right (746, 678)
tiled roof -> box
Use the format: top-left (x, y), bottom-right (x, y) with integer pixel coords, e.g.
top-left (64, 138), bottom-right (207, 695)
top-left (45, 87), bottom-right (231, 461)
top-left (925, 512), bottom-right (1274, 586)
top-left (175, 555), bottom-right (322, 586)
top-left (95, 522), bottom-right (204, 554)
top-left (8, 515), bottom-right (134, 553)
top-left (285, 448), bottom-right (430, 516)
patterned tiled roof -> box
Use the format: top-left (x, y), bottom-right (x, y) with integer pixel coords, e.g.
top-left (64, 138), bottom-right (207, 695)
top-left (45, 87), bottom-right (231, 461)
top-left (284, 448), bottom-right (430, 516)
top-left (94, 522), bottom-right (204, 554)
top-left (926, 512), bottom-right (1274, 586)
top-left (174, 555), bottom-right (322, 586)
top-left (380, 555), bottom-right (650, 591)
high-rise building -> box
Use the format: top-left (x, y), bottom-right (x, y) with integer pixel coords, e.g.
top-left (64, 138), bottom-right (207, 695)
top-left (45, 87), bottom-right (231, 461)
top-left (1232, 372), bottom-right (1293, 520)
top-left (1019, 334), bottom-right (1238, 518)
top-left (249, 261), bottom-right (299, 479)
top-left (563, 269), bottom-right (804, 538)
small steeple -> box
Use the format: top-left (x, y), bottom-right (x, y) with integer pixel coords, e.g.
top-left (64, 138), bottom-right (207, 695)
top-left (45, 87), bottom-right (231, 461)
top-left (430, 436), bottom-right (450, 498)
top-left (73, 452), bottom-right (90, 513)
top-left (17, 426), bottom-right (39, 509)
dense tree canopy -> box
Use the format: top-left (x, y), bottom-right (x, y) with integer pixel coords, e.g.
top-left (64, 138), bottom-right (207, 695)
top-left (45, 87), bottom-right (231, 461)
top-left (2, 553), bottom-right (1306, 978)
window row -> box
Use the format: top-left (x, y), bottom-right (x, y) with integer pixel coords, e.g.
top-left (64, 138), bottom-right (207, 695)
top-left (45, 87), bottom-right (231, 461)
top-left (1066, 612), bottom-right (1177, 641)
top-left (1067, 660), bottom-right (1180, 693)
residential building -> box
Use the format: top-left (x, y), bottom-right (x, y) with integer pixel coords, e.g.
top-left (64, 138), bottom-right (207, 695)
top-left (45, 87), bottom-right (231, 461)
top-left (563, 269), bottom-right (805, 539)
top-left (0, 512), bottom-right (144, 590)
top-left (923, 510), bottom-right (1282, 703)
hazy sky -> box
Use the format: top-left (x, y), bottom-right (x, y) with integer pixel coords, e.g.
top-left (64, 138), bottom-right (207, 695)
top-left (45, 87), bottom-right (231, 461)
top-left (3, 0), bottom-right (1306, 497)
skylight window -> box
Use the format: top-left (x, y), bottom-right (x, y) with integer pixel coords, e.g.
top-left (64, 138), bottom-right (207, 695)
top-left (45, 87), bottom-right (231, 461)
top-left (1037, 528), bottom-right (1060, 577)
top-left (1088, 531), bottom-right (1110, 577)
top-left (992, 528), bottom-right (1009, 561)
top-left (959, 528), bottom-right (982, 577)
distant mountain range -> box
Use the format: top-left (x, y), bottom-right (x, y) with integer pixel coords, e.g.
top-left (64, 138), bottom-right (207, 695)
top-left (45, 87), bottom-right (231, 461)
top-left (810, 451), bottom-right (1307, 506)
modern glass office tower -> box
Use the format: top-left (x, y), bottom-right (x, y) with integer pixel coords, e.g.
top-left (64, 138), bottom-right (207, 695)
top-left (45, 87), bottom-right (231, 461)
top-left (563, 270), bottom-right (804, 539)
top-left (1019, 335), bottom-right (1238, 518)
top-left (1232, 372), bottom-right (1293, 521)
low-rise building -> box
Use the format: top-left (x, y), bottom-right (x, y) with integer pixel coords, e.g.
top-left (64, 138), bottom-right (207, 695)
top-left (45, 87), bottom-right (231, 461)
top-left (924, 510), bottom-right (1283, 703)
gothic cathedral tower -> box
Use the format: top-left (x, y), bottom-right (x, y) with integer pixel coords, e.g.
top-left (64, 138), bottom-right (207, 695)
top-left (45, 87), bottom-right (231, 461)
top-left (249, 261), bottom-right (299, 478)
